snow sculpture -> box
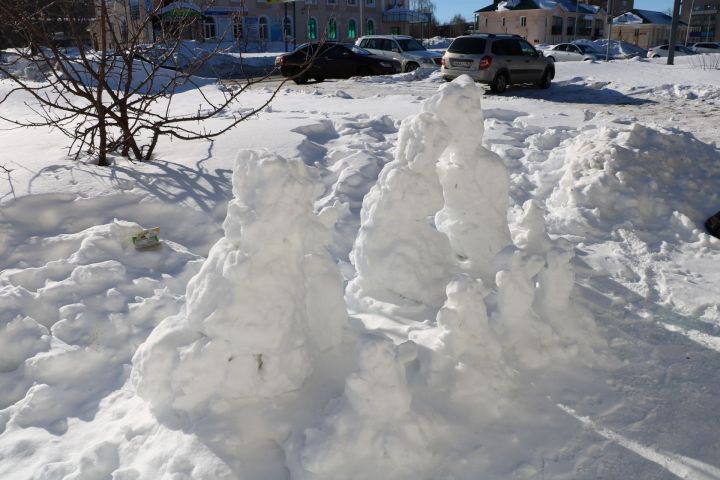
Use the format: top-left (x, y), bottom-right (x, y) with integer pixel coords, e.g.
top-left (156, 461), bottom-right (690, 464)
top-left (426, 276), bottom-right (512, 407)
top-left (295, 338), bottom-right (437, 479)
top-left (133, 150), bottom-right (345, 418)
top-left (347, 75), bottom-right (511, 314)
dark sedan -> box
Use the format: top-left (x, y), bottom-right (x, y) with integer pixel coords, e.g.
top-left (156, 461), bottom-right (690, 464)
top-left (275, 42), bottom-right (400, 84)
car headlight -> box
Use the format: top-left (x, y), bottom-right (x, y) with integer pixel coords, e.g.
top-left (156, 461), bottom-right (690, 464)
top-left (379, 62), bottom-right (393, 67)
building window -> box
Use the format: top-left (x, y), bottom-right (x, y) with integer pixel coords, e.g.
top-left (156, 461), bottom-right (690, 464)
top-left (129, 0), bottom-right (140, 20)
top-left (347, 0), bottom-right (357, 5)
top-left (305, 0), bottom-right (316, 4)
top-left (327, 0), bottom-right (337, 4)
top-left (204, 17), bottom-right (216, 39)
top-left (259, 16), bottom-right (268, 40)
top-left (366, 18), bottom-right (375, 35)
top-left (502, 17), bottom-right (506, 27)
top-left (390, 26), bottom-right (400, 34)
top-left (485, 17), bottom-right (488, 26)
top-left (284, 16), bottom-right (292, 38)
top-left (365, 0), bottom-right (374, 6)
top-left (348, 19), bottom-right (357, 38)
top-left (520, 16), bottom-right (527, 27)
top-left (328, 18), bottom-right (337, 40)
top-left (234, 16), bottom-right (243, 39)
top-left (308, 17), bottom-right (318, 40)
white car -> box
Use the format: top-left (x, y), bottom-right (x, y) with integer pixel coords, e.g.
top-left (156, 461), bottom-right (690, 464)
top-left (647, 45), bottom-right (695, 58)
top-left (692, 42), bottom-right (720, 53)
top-left (544, 43), bottom-right (603, 62)
top-left (355, 35), bottom-right (442, 72)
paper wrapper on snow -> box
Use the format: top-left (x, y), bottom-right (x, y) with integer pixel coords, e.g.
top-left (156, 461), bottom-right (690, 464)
top-left (132, 150), bottom-right (345, 417)
top-left (347, 75), bottom-right (511, 313)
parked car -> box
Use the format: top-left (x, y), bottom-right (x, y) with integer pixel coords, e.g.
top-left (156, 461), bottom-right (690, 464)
top-left (441, 34), bottom-right (554, 94)
top-left (275, 42), bottom-right (400, 84)
top-left (544, 43), bottom-right (603, 62)
top-left (692, 42), bottom-right (720, 53)
top-left (355, 35), bottom-right (442, 72)
top-left (647, 44), bottom-right (695, 58)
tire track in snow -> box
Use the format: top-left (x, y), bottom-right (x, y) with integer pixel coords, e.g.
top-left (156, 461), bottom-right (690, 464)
top-left (558, 404), bottom-right (720, 480)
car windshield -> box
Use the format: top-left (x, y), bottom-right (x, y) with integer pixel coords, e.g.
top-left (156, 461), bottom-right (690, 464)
top-left (448, 37), bottom-right (487, 54)
top-left (351, 45), bottom-right (370, 55)
top-left (396, 38), bottom-right (425, 51)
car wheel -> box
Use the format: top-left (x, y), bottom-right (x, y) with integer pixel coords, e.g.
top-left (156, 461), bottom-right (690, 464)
top-left (547, 56), bottom-right (556, 62)
top-left (356, 67), bottom-right (372, 77)
top-left (404, 62), bottom-right (419, 72)
top-left (490, 72), bottom-right (508, 94)
top-left (314, 76), bottom-right (325, 83)
top-left (293, 72), bottom-right (309, 85)
top-left (537, 69), bottom-right (552, 89)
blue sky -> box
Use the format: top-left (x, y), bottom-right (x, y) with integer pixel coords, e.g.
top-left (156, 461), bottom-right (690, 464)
top-left (435, 0), bottom-right (676, 23)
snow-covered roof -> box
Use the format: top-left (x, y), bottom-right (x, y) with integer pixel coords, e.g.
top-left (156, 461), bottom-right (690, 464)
top-left (613, 9), bottom-right (677, 26)
top-left (477, 0), bottom-right (600, 15)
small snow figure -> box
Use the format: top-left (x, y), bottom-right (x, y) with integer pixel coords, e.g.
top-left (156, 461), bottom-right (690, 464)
top-left (133, 150), bottom-right (345, 419)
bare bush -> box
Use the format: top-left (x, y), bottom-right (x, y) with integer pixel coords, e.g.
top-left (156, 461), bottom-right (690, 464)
top-left (0, 0), bottom-right (285, 166)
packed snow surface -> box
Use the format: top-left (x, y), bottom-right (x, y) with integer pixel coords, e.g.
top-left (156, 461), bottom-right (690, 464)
top-left (1, 51), bottom-right (720, 480)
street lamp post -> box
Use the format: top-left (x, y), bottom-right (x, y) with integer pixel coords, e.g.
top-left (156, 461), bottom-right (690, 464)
top-left (605, 0), bottom-right (614, 61)
top-left (684, 0), bottom-right (696, 45)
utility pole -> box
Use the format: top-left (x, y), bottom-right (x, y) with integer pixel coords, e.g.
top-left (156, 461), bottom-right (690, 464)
top-left (667, 0), bottom-right (682, 65)
top-left (684, 0), bottom-right (696, 46)
top-left (360, 0), bottom-right (364, 36)
top-left (573, 0), bottom-right (579, 41)
top-left (605, 0), bottom-right (614, 61)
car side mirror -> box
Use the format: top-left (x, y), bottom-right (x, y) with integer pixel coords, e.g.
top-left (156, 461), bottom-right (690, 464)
top-left (392, 48), bottom-right (399, 53)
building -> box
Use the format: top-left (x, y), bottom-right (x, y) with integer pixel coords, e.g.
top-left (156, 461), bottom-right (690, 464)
top-left (681, 0), bottom-right (719, 42)
top-left (611, 9), bottom-right (687, 49)
top-left (586, 0), bottom-right (633, 17)
top-left (91, 0), bottom-right (432, 51)
top-left (474, 0), bottom-right (607, 46)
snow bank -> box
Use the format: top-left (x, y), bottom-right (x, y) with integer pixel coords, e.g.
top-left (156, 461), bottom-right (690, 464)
top-left (0, 220), bottom-right (199, 432)
top-left (544, 123), bottom-right (720, 238)
top-left (62, 56), bottom-right (215, 94)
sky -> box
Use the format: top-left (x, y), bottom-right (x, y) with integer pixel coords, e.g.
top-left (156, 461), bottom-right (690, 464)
top-left (435, 0), bottom-right (676, 23)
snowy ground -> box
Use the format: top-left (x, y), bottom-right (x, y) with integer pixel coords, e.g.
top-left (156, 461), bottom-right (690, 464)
top-left (1, 55), bottom-right (719, 479)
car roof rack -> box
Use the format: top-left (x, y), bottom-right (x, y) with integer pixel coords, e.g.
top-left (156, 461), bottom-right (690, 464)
top-left (469, 33), bottom-right (522, 38)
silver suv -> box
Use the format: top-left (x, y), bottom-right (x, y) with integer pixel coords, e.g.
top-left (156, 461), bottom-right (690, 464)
top-left (441, 34), bottom-right (554, 93)
top-left (355, 35), bottom-right (442, 72)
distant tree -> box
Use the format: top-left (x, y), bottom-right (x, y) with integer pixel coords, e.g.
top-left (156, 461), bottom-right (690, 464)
top-left (0, 0), bottom-right (285, 167)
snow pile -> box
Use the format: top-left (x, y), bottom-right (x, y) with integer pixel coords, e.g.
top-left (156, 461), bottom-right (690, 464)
top-left (590, 39), bottom-right (648, 58)
top-left (132, 149), bottom-right (345, 437)
top-left (423, 36), bottom-right (452, 49)
top-left (543, 123), bottom-right (720, 238)
top-left (0, 220), bottom-right (199, 433)
top-left (62, 56), bottom-right (216, 94)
